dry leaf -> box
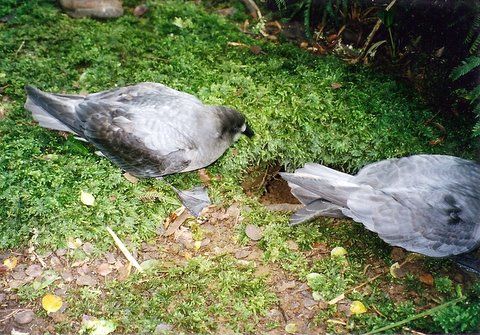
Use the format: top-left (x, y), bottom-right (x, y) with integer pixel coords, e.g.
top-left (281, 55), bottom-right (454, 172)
top-left (350, 300), bottom-right (367, 314)
top-left (123, 172), bottom-right (138, 184)
top-left (80, 191), bottom-right (95, 206)
top-left (197, 169), bottom-right (211, 185)
top-left (164, 207), bottom-right (191, 237)
top-left (331, 82), bottom-right (343, 89)
top-left (41, 294), bottom-right (63, 313)
top-left (419, 273), bottom-right (434, 286)
top-left (330, 247), bottom-right (347, 257)
top-left (389, 262), bottom-right (401, 278)
top-left (67, 237), bottom-right (83, 249)
top-left (3, 256), bottom-right (18, 270)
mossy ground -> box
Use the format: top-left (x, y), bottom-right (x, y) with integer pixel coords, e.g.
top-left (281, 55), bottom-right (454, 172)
top-left (0, 0), bottom-right (478, 334)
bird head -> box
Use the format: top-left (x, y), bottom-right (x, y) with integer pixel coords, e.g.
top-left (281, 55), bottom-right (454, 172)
top-left (216, 107), bottom-right (254, 142)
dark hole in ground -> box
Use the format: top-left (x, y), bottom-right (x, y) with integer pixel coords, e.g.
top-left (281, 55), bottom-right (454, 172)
top-left (242, 163), bottom-right (300, 205)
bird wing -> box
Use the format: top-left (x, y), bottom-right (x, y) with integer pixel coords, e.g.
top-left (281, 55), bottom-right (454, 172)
top-left (344, 184), bottom-right (480, 257)
top-left (75, 99), bottom-right (193, 177)
top-left (354, 154), bottom-right (477, 188)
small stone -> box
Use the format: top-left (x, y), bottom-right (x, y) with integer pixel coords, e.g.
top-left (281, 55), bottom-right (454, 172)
top-left (76, 275), bottom-right (97, 286)
top-left (82, 242), bottom-right (94, 254)
top-left (25, 264), bottom-right (42, 277)
top-left (97, 263), bottom-right (112, 276)
top-left (61, 270), bottom-right (74, 282)
top-left (14, 310), bottom-right (34, 324)
top-left (55, 248), bottom-right (67, 257)
top-left (133, 4), bottom-right (148, 17)
top-left (245, 224), bottom-right (263, 241)
top-left (105, 252), bottom-right (116, 264)
top-left (234, 249), bottom-right (251, 259)
top-left (155, 323), bottom-right (173, 334)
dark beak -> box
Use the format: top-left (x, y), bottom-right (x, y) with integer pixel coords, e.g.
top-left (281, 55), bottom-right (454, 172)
top-left (243, 123), bottom-right (254, 138)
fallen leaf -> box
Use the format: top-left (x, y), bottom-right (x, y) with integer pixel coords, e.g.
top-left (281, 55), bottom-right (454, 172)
top-left (123, 172), bottom-right (138, 184)
top-left (350, 300), bottom-right (367, 315)
top-left (197, 169), bottom-right (211, 185)
top-left (164, 207), bottom-right (191, 237)
top-left (80, 191), bottom-right (95, 206)
top-left (82, 242), bottom-right (95, 254)
top-left (330, 247), bottom-right (347, 257)
top-left (76, 275), bottom-right (98, 286)
top-left (80, 317), bottom-right (116, 335)
top-left (139, 259), bottom-right (161, 272)
top-left (250, 45), bottom-right (262, 55)
top-left (245, 224), bottom-right (263, 241)
top-left (285, 323), bottom-right (298, 334)
top-left (0, 264), bottom-right (7, 276)
top-left (41, 294), bottom-right (63, 314)
top-left (331, 82), bottom-right (343, 89)
top-left (3, 256), bottom-right (18, 270)
top-left (194, 240), bottom-right (202, 251)
top-left (419, 273), bottom-right (434, 286)
top-left (25, 264), bottom-right (42, 277)
top-left (67, 237), bottom-right (83, 249)
top-left (312, 291), bottom-right (323, 301)
top-left (389, 262), bottom-right (401, 278)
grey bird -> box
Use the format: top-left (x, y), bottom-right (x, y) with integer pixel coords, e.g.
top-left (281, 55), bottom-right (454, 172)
top-left (25, 82), bottom-right (253, 215)
top-left (280, 155), bottom-right (480, 273)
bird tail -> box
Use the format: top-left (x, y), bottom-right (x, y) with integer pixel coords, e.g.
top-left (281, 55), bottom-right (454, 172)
top-left (290, 199), bottom-right (346, 225)
top-left (24, 85), bottom-right (83, 134)
top-left (280, 163), bottom-right (357, 207)
top-left (280, 163), bottom-right (359, 225)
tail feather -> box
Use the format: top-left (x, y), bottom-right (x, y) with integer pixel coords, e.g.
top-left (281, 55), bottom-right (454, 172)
top-left (298, 163), bottom-right (353, 182)
top-left (24, 85), bottom-right (82, 134)
top-left (280, 172), bottom-right (359, 207)
top-left (290, 199), bottom-right (346, 225)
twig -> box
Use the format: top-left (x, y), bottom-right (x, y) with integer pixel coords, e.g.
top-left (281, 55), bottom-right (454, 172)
top-left (328, 272), bottom-right (383, 304)
top-left (15, 40), bottom-right (25, 56)
top-left (33, 251), bottom-right (47, 268)
top-left (240, 0), bottom-right (262, 19)
top-left (402, 326), bottom-right (427, 335)
top-left (365, 297), bottom-right (466, 335)
top-left (357, 0), bottom-right (397, 60)
top-left (106, 226), bottom-right (143, 272)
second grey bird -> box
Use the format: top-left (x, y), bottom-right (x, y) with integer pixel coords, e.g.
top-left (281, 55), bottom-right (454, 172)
top-left (25, 82), bottom-right (253, 216)
top-left (280, 155), bottom-right (480, 272)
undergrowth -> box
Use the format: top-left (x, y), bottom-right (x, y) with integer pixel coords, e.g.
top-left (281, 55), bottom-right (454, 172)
top-left (0, 0), bottom-right (477, 334)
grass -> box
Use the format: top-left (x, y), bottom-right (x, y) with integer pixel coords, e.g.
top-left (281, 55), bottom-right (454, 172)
top-left (0, 0), bottom-right (478, 334)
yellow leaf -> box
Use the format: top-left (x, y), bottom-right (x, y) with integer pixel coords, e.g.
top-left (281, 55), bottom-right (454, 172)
top-left (350, 300), bottom-right (367, 315)
top-left (389, 262), bottom-right (401, 278)
top-left (41, 294), bottom-right (63, 313)
top-left (285, 323), bottom-right (297, 334)
top-left (330, 246), bottom-right (347, 257)
top-left (3, 256), bottom-right (18, 270)
top-left (80, 191), bottom-right (95, 206)
top-left (67, 237), bottom-right (83, 249)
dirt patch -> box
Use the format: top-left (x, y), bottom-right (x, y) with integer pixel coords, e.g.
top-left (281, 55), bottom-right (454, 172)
top-left (0, 205), bottom-right (323, 334)
top-left (241, 164), bottom-right (300, 205)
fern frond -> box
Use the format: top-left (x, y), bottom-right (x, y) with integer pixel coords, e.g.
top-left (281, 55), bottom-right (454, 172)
top-left (451, 56), bottom-right (480, 80)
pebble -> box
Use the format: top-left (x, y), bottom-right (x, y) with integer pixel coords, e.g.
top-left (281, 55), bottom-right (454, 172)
top-left (14, 310), bottom-right (34, 324)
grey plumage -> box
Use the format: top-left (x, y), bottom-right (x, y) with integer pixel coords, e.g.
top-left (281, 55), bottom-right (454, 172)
top-left (25, 82), bottom-right (253, 216)
top-left (25, 82), bottom-right (252, 178)
top-left (281, 155), bottom-right (480, 259)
